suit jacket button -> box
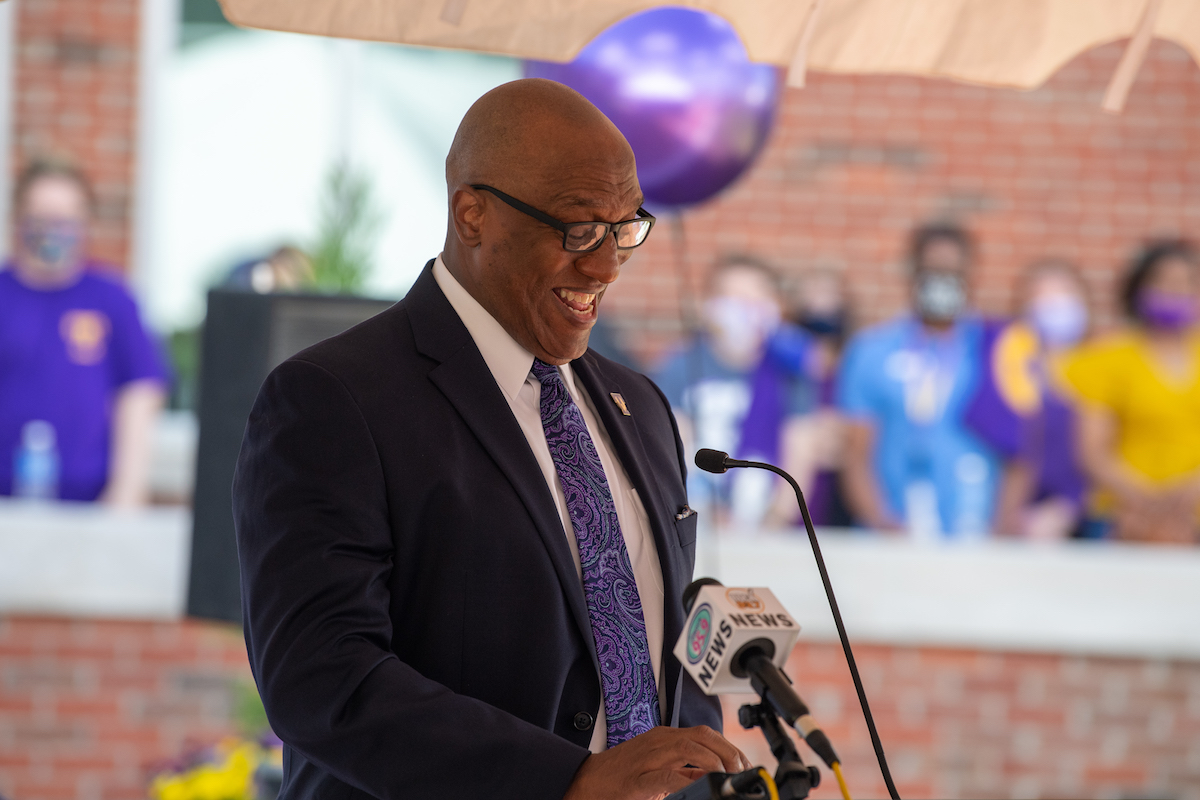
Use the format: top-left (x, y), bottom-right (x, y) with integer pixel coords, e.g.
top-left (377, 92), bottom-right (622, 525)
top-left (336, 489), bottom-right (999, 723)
top-left (573, 711), bottom-right (594, 731)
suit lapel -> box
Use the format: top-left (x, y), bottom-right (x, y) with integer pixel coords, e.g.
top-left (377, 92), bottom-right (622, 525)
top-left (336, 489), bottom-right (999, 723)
top-left (572, 352), bottom-right (688, 725)
top-left (405, 264), bottom-right (599, 672)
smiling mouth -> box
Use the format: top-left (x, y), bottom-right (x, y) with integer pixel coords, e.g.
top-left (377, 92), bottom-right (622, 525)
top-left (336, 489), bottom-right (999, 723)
top-left (554, 288), bottom-right (597, 318)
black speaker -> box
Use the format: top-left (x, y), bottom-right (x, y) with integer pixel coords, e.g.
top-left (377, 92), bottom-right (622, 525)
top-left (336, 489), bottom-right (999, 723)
top-left (188, 289), bottom-right (395, 623)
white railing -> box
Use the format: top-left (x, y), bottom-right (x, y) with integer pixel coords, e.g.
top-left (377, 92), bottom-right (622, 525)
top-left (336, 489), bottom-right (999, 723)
top-left (0, 499), bottom-right (190, 619)
top-left (2, 501), bottom-right (1197, 660)
top-left (706, 531), bottom-right (1200, 660)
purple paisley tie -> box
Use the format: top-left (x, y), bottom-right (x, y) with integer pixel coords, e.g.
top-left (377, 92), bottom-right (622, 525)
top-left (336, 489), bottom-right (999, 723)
top-left (530, 358), bottom-right (660, 747)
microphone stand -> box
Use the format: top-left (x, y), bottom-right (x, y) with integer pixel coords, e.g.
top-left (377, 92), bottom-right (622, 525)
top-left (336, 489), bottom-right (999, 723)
top-left (694, 449), bottom-right (902, 800)
top-left (739, 701), bottom-right (821, 800)
top-left (664, 766), bottom-right (774, 800)
top-left (664, 699), bottom-right (822, 800)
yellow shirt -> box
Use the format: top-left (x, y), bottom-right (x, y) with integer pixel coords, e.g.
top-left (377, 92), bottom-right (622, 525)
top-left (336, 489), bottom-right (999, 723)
top-left (1058, 331), bottom-right (1200, 511)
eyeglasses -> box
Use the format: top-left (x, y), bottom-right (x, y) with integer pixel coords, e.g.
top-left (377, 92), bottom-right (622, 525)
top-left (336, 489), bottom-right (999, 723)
top-left (471, 184), bottom-right (655, 253)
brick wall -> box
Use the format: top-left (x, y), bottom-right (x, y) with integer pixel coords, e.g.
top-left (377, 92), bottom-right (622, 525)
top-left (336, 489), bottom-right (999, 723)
top-left (0, 616), bottom-right (251, 800)
top-left (11, 0), bottom-right (141, 269)
top-left (9, 2), bottom-right (1197, 333)
top-left (3, 615), bottom-right (1197, 800)
top-left (724, 644), bottom-right (1200, 800)
top-left (609, 39), bottom-right (1200, 366)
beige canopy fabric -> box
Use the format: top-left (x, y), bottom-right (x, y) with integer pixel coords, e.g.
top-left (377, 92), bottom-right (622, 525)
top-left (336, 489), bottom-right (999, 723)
top-left (218, 0), bottom-right (1200, 103)
top-left (216, 1), bottom-right (822, 65)
top-left (807, 0), bottom-right (1198, 88)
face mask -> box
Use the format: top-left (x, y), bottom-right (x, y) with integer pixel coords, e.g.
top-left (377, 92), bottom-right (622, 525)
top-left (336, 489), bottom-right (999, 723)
top-left (705, 296), bottom-right (780, 361)
top-left (914, 272), bottom-right (967, 323)
top-left (1137, 291), bottom-right (1197, 331)
top-left (1028, 294), bottom-right (1088, 348)
top-left (799, 313), bottom-right (845, 339)
top-left (20, 219), bottom-right (85, 271)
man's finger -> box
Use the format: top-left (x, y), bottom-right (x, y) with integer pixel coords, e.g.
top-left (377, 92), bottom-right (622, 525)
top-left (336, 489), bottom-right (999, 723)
top-left (686, 725), bottom-right (748, 773)
top-left (673, 738), bottom-right (727, 774)
top-left (637, 767), bottom-right (708, 800)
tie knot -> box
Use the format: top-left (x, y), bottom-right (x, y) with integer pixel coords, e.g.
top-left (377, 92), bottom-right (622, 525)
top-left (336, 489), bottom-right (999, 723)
top-left (530, 358), bottom-right (560, 384)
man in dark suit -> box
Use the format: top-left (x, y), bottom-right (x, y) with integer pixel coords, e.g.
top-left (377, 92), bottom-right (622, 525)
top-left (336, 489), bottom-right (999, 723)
top-left (234, 78), bottom-right (746, 800)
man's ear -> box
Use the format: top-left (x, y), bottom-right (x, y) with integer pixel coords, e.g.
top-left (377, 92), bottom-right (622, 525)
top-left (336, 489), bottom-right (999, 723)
top-left (450, 184), bottom-right (485, 248)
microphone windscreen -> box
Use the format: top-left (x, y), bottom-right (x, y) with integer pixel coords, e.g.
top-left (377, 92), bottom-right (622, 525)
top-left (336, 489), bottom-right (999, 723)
top-left (694, 449), bottom-right (730, 474)
top-left (673, 584), bottom-right (800, 695)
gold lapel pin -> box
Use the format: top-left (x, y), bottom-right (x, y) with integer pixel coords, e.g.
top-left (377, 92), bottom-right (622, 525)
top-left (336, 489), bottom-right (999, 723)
top-left (610, 392), bottom-right (631, 416)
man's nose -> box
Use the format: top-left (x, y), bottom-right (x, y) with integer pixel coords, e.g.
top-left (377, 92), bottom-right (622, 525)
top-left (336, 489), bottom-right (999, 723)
top-left (575, 232), bottom-right (623, 285)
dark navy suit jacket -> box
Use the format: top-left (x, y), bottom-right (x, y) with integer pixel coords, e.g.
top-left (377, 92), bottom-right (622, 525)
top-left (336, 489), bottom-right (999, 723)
top-left (233, 262), bottom-right (722, 799)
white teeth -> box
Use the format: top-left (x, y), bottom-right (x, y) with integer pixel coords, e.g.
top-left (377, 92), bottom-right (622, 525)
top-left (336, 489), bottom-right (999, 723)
top-left (556, 288), bottom-right (596, 304)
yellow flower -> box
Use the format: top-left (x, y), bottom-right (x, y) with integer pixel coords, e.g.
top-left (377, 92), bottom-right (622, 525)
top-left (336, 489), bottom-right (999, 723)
top-left (150, 740), bottom-right (259, 800)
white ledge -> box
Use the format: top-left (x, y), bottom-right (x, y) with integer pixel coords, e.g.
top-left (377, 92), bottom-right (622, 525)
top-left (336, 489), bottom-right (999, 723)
top-left (0, 499), bottom-right (191, 620)
top-left (707, 532), bottom-right (1200, 661)
top-left (2, 501), bottom-right (1197, 661)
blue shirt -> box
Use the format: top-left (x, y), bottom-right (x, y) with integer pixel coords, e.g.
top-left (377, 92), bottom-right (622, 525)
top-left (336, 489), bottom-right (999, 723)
top-left (0, 265), bottom-right (167, 501)
top-left (654, 339), bottom-right (753, 509)
top-left (655, 336), bottom-right (816, 516)
top-left (837, 316), bottom-right (999, 536)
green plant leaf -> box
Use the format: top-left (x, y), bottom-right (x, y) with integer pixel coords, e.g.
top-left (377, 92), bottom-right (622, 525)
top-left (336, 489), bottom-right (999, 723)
top-left (309, 162), bottom-right (380, 295)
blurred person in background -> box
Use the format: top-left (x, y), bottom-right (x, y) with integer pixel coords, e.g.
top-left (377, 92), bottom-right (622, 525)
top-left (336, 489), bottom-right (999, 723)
top-left (1060, 241), bottom-right (1200, 544)
top-left (654, 255), bottom-right (797, 529)
top-left (966, 260), bottom-right (1091, 539)
top-left (791, 269), bottom-right (854, 526)
top-left (222, 244), bottom-right (315, 294)
top-left (579, 316), bottom-right (641, 371)
top-left (838, 223), bottom-right (1000, 538)
top-left (0, 159), bottom-right (167, 506)
top-left (740, 268), bottom-right (852, 528)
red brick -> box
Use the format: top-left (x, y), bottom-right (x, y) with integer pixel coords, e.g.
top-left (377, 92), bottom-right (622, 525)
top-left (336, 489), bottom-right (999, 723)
top-left (609, 39), bottom-right (1200, 365)
top-left (11, 0), bottom-right (140, 269)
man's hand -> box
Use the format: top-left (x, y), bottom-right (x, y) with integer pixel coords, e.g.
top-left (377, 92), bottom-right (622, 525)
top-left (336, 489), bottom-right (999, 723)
top-left (563, 726), bottom-right (750, 800)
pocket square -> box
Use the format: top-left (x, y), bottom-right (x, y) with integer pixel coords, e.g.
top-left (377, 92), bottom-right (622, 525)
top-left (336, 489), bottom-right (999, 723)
top-left (675, 506), bottom-right (696, 520)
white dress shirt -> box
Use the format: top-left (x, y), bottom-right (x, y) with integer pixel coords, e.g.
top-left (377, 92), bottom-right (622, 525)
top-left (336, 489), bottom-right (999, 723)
top-left (433, 255), bottom-right (666, 752)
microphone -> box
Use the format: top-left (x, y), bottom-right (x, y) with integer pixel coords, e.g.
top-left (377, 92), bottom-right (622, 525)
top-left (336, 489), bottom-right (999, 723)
top-left (675, 579), bottom-right (840, 772)
top-left (692, 449), bottom-right (901, 800)
top-left (692, 448), bottom-right (746, 474)
top-left (668, 767), bottom-right (778, 800)
top-left (673, 579), bottom-right (800, 694)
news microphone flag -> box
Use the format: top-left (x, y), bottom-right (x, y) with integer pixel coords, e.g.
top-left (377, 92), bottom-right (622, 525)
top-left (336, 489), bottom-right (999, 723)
top-left (672, 584), bottom-right (800, 695)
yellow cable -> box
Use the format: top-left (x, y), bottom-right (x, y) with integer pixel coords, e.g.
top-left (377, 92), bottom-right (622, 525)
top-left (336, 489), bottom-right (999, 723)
top-left (831, 761), bottom-right (853, 800)
top-left (755, 767), bottom-right (780, 800)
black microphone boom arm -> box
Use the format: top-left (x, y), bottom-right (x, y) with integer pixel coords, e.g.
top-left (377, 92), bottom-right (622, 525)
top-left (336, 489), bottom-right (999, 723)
top-left (692, 449), bottom-right (902, 800)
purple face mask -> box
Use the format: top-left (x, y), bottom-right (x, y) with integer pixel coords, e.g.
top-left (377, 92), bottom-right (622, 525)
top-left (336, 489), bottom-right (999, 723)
top-left (1138, 291), bottom-right (1198, 331)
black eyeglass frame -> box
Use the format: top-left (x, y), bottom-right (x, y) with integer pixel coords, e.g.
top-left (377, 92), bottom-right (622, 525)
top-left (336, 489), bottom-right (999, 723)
top-left (471, 184), bottom-right (655, 253)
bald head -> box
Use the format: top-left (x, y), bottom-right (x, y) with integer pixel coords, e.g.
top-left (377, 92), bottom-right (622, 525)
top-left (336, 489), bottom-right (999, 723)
top-left (439, 78), bottom-right (646, 366)
top-left (446, 78), bottom-right (635, 202)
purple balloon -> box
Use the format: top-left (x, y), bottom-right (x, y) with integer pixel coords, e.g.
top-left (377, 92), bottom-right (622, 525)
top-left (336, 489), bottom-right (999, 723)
top-left (525, 7), bottom-right (781, 209)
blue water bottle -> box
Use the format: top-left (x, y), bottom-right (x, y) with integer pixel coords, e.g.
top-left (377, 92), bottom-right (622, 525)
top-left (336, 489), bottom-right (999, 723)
top-left (13, 420), bottom-right (60, 501)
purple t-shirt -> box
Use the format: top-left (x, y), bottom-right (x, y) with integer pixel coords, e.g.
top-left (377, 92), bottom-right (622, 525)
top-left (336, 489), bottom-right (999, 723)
top-left (0, 263), bottom-right (167, 501)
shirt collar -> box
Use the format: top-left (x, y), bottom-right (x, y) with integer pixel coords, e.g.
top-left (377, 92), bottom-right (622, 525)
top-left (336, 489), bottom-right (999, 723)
top-left (433, 254), bottom-right (580, 400)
